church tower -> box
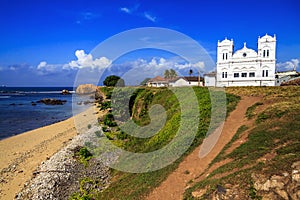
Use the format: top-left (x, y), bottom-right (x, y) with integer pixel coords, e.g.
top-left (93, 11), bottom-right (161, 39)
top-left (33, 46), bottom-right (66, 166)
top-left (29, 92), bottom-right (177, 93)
top-left (258, 34), bottom-right (276, 81)
top-left (217, 38), bottom-right (234, 63)
top-left (258, 34), bottom-right (276, 60)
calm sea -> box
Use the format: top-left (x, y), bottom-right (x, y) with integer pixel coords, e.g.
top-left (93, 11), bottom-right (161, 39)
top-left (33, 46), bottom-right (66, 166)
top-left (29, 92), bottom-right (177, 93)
top-left (0, 87), bottom-right (89, 140)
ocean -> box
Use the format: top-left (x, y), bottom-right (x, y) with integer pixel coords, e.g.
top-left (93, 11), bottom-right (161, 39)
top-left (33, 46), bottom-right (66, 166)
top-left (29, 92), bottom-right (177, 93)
top-left (0, 87), bottom-right (90, 140)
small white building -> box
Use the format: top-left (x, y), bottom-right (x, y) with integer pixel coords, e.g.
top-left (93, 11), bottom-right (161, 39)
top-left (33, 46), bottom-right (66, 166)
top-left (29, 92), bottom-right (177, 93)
top-left (147, 76), bottom-right (168, 87)
top-left (216, 34), bottom-right (276, 87)
top-left (275, 70), bottom-right (299, 86)
top-left (169, 76), bottom-right (203, 87)
top-left (147, 76), bottom-right (203, 87)
top-left (204, 72), bottom-right (216, 87)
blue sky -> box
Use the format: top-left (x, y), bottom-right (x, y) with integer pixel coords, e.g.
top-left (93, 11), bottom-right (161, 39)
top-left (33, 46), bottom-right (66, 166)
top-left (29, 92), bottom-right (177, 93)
top-left (0, 0), bottom-right (299, 86)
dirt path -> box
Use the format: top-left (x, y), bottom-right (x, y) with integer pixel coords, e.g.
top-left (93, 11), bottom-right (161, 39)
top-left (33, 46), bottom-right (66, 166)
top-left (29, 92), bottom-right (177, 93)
top-left (146, 96), bottom-right (261, 200)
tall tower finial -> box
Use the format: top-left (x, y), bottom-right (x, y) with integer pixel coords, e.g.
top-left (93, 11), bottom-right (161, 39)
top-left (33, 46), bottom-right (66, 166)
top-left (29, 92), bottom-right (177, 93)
top-left (244, 42), bottom-right (246, 47)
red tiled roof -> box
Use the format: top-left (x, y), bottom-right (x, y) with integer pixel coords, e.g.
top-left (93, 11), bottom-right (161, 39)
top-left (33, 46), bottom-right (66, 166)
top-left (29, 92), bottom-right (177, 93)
top-left (148, 76), bottom-right (167, 82)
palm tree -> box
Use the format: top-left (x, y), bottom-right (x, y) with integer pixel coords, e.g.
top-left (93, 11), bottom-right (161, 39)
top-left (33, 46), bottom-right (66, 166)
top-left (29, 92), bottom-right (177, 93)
top-left (189, 69), bottom-right (193, 76)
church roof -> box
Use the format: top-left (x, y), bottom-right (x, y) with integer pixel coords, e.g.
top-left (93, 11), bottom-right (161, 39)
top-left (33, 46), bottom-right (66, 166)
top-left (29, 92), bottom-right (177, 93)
top-left (259, 33), bottom-right (276, 42)
top-left (232, 42), bottom-right (257, 58)
top-left (148, 76), bottom-right (167, 82)
top-left (218, 37), bottom-right (233, 46)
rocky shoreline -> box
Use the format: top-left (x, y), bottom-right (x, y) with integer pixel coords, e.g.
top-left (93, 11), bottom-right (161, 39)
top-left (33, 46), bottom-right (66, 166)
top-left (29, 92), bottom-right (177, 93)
top-left (16, 126), bottom-right (116, 199)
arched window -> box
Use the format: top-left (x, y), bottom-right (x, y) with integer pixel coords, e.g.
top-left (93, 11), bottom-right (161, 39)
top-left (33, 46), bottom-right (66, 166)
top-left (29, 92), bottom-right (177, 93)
top-left (222, 72), bottom-right (228, 78)
top-left (222, 52), bottom-right (228, 60)
top-left (263, 50), bottom-right (265, 57)
top-left (267, 50), bottom-right (269, 57)
top-left (262, 69), bottom-right (269, 77)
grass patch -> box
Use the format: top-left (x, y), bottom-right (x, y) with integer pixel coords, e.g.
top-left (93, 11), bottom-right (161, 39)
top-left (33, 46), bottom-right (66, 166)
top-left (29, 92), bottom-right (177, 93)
top-left (245, 102), bottom-right (263, 119)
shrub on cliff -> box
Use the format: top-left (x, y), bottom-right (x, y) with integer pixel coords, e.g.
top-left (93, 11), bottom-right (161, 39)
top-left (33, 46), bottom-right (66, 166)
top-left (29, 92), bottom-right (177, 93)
top-left (103, 75), bottom-right (125, 87)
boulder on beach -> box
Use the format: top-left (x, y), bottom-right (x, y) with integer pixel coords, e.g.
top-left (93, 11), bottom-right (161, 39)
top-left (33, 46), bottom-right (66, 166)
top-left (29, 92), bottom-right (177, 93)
top-left (61, 89), bottom-right (71, 95)
top-left (76, 84), bottom-right (97, 95)
top-left (37, 98), bottom-right (67, 105)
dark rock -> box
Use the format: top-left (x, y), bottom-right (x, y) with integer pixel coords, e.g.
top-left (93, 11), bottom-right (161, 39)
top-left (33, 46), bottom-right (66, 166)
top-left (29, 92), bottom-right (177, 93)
top-left (61, 89), bottom-right (71, 95)
top-left (10, 103), bottom-right (16, 106)
top-left (37, 98), bottom-right (67, 105)
top-left (83, 100), bottom-right (93, 105)
top-left (32, 103), bottom-right (37, 106)
top-left (216, 185), bottom-right (226, 194)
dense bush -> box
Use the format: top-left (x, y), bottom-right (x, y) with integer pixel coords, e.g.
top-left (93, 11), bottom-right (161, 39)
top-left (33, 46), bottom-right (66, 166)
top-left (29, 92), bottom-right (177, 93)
top-left (103, 75), bottom-right (125, 87)
top-left (103, 113), bottom-right (117, 127)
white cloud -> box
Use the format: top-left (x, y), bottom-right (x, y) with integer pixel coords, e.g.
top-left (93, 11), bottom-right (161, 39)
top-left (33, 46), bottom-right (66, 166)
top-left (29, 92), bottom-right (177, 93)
top-left (276, 58), bottom-right (299, 71)
top-left (37, 61), bottom-right (47, 70)
top-left (67, 50), bottom-right (111, 69)
top-left (34, 50), bottom-right (111, 76)
top-left (144, 12), bottom-right (156, 22)
top-left (119, 57), bottom-right (205, 73)
top-left (174, 61), bottom-right (205, 70)
top-left (120, 7), bottom-right (130, 14)
top-left (118, 57), bottom-right (206, 85)
top-left (119, 4), bottom-right (157, 22)
top-left (120, 4), bottom-right (140, 14)
top-left (36, 61), bottom-right (64, 75)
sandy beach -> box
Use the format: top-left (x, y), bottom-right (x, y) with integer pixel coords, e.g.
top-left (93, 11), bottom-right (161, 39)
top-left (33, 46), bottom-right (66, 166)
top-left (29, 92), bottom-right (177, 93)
top-left (0, 107), bottom-right (99, 199)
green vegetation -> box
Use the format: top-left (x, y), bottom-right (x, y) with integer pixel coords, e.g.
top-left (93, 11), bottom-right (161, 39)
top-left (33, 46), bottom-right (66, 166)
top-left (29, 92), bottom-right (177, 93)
top-left (164, 69), bottom-right (178, 79)
top-left (93, 87), bottom-right (240, 200)
top-left (245, 102), bottom-right (263, 119)
top-left (183, 87), bottom-right (300, 199)
top-left (94, 130), bottom-right (102, 138)
top-left (98, 86), bottom-right (113, 99)
top-left (98, 101), bottom-right (111, 110)
top-left (87, 124), bottom-right (92, 129)
top-left (103, 75), bottom-right (125, 87)
top-left (74, 147), bottom-right (93, 167)
top-left (70, 177), bottom-right (99, 200)
top-left (103, 113), bottom-right (117, 127)
top-left (140, 78), bottom-right (151, 86)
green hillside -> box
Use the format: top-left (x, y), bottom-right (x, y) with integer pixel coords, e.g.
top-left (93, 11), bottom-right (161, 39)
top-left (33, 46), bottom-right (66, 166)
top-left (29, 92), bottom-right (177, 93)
top-left (95, 87), bottom-right (239, 200)
top-left (183, 86), bottom-right (300, 199)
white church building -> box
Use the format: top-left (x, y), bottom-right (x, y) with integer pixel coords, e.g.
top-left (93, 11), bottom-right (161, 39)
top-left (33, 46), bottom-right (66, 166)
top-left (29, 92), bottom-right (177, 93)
top-left (216, 34), bottom-right (276, 87)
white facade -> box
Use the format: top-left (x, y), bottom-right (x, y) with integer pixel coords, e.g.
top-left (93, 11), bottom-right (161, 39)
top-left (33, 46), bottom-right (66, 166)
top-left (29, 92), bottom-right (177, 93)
top-left (169, 77), bottom-right (202, 87)
top-left (216, 34), bottom-right (276, 87)
top-left (147, 76), bottom-right (203, 87)
top-left (204, 73), bottom-right (216, 87)
top-left (169, 78), bottom-right (191, 87)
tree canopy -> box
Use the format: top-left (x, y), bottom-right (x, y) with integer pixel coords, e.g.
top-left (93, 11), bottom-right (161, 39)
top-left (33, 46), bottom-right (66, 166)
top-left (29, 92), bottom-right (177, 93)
top-left (164, 69), bottom-right (178, 79)
top-left (103, 75), bottom-right (125, 87)
top-left (140, 78), bottom-right (151, 86)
